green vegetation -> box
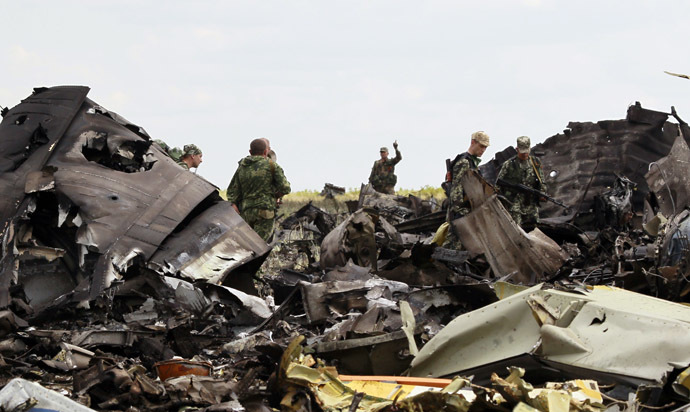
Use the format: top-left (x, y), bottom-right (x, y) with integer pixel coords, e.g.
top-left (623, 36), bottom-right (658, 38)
top-left (290, 186), bottom-right (445, 216)
top-left (220, 186), bottom-right (445, 216)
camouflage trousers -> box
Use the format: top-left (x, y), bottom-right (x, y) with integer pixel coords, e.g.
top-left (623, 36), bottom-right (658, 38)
top-left (373, 185), bottom-right (395, 195)
top-left (509, 206), bottom-right (539, 231)
top-left (241, 208), bottom-right (275, 242)
top-left (442, 208), bottom-right (470, 250)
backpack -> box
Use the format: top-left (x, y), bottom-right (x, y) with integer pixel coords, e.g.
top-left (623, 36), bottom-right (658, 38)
top-left (442, 152), bottom-right (475, 197)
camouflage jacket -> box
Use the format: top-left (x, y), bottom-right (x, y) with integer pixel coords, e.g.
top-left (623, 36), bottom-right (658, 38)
top-left (176, 160), bottom-right (189, 170)
top-left (448, 152), bottom-right (481, 218)
top-left (368, 149), bottom-right (402, 187)
top-left (497, 155), bottom-right (546, 208)
top-left (226, 155), bottom-right (291, 212)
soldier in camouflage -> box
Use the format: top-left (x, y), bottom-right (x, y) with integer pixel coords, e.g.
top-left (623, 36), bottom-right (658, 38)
top-left (154, 139), bottom-right (183, 162)
top-left (444, 131), bottom-right (490, 249)
top-left (176, 144), bottom-right (203, 171)
top-left (226, 138), bottom-right (291, 242)
top-left (262, 138), bottom-right (277, 162)
top-left (497, 136), bottom-right (546, 230)
top-left (368, 141), bottom-right (402, 194)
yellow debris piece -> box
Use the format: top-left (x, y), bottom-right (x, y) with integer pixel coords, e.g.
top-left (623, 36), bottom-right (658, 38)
top-left (431, 222), bottom-right (449, 245)
top-left (673, 366), bottom-right (690, 398)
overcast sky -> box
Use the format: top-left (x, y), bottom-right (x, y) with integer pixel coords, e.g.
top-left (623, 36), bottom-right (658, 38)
top-left (1, 1), bottom-right (688, 191)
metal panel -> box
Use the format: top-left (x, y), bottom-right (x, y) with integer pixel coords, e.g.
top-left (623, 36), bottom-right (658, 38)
top-left (452, 170), bottom-right (566, 282)
top-left (481, 104), bottom-right (683, 221)
top-left (0, 86), bottom-right (270, 313)
top-left (410, 285), bottom-right (690, 385)
top-left (148, 201), bottom-right (270, 284)
top-left (646, 134), bottom-right (690, 216)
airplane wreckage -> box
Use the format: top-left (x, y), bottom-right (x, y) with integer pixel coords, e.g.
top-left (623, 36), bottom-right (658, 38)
top-left (1, 86), bottom-right (690, 411)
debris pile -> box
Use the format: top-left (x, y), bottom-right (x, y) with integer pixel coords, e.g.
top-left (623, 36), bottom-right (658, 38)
top-left (1, 87), bottom-right (690, 411)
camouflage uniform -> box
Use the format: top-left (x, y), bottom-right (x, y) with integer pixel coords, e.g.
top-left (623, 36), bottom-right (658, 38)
top-left (444, 152), bottom-right (481, 248)
top-left (497, 155), bottom-right (546, 228)
top-left (226, 155), bottom-right (291, 241)
top-left (447, 153), bottom-right (481, 219)
top-left (368, 147), bottom-right (402, 194)
top-left (176, 160), bottom-right (189, 170)
top-left (154, 139), bottom-right (183, 162)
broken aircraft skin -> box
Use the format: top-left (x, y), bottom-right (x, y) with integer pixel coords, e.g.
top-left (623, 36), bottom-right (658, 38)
top-left (452, 169), bottom-right (567, 283)
top-left (482, 102), bottom-right (690, 227)
top-left (468, 103), bottom-right (690, 302)
top-left (0, 86), bottom-right (269, 318)
top-left (4, 88), bottom-right (690, 410)
top-left (410, 283), bottom-right (690, 388)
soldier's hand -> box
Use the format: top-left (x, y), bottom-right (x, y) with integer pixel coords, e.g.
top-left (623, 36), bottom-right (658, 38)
top-left (231, 204), bottom-right (240, 214)
top-left (393, 140), bottom-right (398, 149)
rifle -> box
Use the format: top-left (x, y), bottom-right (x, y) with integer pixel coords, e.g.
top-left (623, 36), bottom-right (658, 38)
top-left (497, 178), bottom-right (571, 212)
top-left (442, 158), bottom-right (452, 197)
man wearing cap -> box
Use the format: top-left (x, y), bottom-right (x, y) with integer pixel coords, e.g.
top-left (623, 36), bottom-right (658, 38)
top-left (444, 131), bottom-right (490, 248)
top-left (226, 138), bottom-right (291, 242)
top-left (177, 144), bottom-right (203, 170)
top-left (497, 136), bottom-right (546, 230)
top-left (368, 141), bottom-right (402, 194)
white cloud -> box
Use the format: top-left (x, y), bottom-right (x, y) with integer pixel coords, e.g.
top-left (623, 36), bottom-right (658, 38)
top-left (2, 1), bottom-right (690, 190)
top-left (402, 86), bottom-right (426, 101)
top-left (522, 0), bottom-right (545, 7)
top-left (193, 27), bottom-right (227, 46)
top-left (192, 91), bottom-right (214, 105)
top-left (8, 45), bottom-right (41, 66)
top-left (106, 91), bottom-right (130, 110)
top-left (127, 33), bottom-right (162, 60)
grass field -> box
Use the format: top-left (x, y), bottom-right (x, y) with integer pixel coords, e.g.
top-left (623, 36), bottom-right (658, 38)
top-left (220, 186), bottom-right (446, 216)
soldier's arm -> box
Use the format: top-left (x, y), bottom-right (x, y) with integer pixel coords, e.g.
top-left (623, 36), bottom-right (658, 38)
top-left (497, 159), bottom-right (510, 181)
top-left (449, 159), bottom-right (470, 206)
top-left (497, 160), bottom-right (509, 181)
top-left (226, 171), bottom-right (242, 211)
top-left (273, 164), bottom-right (291, 197)
top-left (392, 148), bottom-right (402, 165)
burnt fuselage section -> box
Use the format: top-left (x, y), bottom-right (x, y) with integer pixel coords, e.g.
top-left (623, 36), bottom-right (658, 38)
top-left (0, 86), bottom-right (268, 319)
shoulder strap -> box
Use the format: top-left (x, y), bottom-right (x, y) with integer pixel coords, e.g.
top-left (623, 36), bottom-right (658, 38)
top-left (450, 152), bottom-right (473, 170)
top-left (529, 156), bottom-right (543, 184)
top-left (530, 155), bottom-right (541, 168)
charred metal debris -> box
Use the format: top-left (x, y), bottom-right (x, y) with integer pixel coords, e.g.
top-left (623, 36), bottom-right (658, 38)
top-left (0, 88), bottom-right (689, 411)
